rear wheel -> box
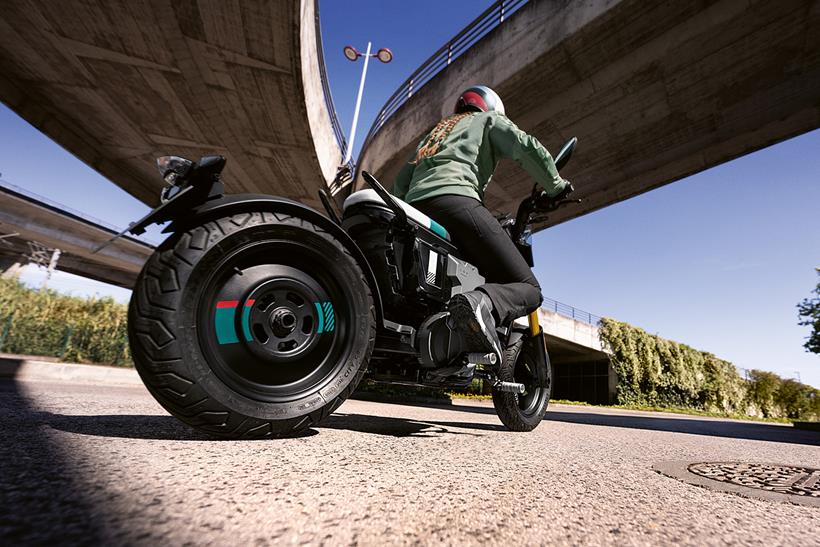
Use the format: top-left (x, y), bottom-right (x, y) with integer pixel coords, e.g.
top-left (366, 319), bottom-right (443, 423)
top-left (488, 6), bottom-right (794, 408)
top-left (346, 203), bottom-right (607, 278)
top-left (128, 212), bottom-right (375, 438)
top-left (492, 335), bottom-right (552, 431)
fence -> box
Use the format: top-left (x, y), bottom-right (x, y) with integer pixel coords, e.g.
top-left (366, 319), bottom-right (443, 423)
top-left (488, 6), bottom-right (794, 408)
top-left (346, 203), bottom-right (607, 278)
top-left (542, 296), bottom-right (601, 326)
top-left (357, 0), bottom-right (529, 160)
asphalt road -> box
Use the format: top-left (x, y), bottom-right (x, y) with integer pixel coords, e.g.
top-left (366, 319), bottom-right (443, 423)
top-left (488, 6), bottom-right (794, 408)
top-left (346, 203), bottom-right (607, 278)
top-left (1, 378), bottom-right (818, 546)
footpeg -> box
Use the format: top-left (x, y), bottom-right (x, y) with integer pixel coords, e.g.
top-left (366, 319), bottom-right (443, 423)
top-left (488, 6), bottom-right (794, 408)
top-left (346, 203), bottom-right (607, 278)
top-left (465, 352), bottom-right (497, 365)
top-left (494, 381), bottom-right (525, 394)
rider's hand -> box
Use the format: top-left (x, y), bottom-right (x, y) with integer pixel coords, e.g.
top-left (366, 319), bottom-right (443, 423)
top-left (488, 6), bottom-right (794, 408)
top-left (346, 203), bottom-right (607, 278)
top-left (552, 179), bottom-right (574, 201)
top-left (536, 180), bottom-right (574, 209)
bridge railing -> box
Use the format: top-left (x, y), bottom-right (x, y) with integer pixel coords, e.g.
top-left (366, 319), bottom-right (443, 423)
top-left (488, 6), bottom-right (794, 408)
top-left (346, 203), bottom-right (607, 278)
top-left (356, 0), bottom-right (529, 166)
top-left (542, 296), bottom-right (601, 326)
top-left (0, 178), bottom-right (156, 248)
top-left (314, 4), bottom-right (353, 187)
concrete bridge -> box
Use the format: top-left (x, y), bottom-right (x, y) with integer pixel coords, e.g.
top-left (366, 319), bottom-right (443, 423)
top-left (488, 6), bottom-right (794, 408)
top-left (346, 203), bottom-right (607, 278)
top-left (535, 302), bottom-right (614, 404)
top-left (0, 0), bottom-right (343, 210)
top-left (357, 0), bottom-right (820, 228)
top-left (0, 182), bottom-right (153, 288)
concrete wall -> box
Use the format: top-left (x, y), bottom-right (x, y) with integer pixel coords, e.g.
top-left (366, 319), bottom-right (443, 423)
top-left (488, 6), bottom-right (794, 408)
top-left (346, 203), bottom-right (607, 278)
top-left (535, 308), bottom-right (616, 403)
top-left (539, 308), bottom-right (604, 353)
top-left (358, 0), bottom-right (820, 229)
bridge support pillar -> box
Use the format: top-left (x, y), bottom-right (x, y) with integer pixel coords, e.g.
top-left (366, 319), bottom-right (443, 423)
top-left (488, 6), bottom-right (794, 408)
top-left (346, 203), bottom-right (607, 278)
top-left (0, 256), bottom-right (26, 279)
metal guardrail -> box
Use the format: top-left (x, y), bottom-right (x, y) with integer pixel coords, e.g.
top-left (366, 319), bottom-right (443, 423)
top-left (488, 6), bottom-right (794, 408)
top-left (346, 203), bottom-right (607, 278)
top-left (356, 0), bottom-right (529, 166)
top-left (542, 296), bottom-right (601, 326)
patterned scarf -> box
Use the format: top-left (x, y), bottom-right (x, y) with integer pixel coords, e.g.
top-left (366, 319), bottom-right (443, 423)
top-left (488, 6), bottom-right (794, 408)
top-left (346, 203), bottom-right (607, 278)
top-left (414, 112), bottom-right (472, 163)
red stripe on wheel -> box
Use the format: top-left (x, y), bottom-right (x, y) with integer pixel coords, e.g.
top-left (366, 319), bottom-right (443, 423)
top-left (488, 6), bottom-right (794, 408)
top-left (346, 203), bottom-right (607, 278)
top-left (216, 300), bottom-right (239, 308)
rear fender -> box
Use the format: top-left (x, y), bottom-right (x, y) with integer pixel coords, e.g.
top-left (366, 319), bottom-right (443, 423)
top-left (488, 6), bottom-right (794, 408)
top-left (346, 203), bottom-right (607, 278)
top-left (506, 325), bottom-right (529, 349)
top-left (164, 193), bottom-right (384, 323)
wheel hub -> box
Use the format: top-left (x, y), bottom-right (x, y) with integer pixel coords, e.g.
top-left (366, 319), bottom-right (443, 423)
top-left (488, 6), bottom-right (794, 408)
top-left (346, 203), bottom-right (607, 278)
top-left (270, 307), bottom-right (297, 337)
top-left (243, 275), bottom-right (324, 361)
top-left (199, 258), bottom-right (345, 402)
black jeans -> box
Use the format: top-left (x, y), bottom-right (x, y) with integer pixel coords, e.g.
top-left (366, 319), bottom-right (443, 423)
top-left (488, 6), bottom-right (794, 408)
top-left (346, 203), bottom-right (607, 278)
top-left (413, 194), bottom-right (543, 325)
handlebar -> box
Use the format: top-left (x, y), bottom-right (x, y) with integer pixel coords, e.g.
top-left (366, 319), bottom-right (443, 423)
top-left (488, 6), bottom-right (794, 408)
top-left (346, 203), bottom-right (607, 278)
top-left (509, 136), bottom-right (579, 241)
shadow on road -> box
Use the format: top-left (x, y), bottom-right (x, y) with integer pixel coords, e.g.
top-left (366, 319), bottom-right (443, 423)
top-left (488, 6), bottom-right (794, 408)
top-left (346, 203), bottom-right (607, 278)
top-left (421, 420), bottom-right (506, 432)
top-left (544, 410), bottom-right (820, 446)
top-left (317, 413), bottom-right (486, 437)
top-left (0, 378), bottom-right (106, 543)
top-left (38, 411), bottom-right (482, 440)
top-left (381, 399), bottom-right (820, 445)
top-left (25, 411), bottom-right (485, 440)
top-left (33, 412), bottom-right (227, 441)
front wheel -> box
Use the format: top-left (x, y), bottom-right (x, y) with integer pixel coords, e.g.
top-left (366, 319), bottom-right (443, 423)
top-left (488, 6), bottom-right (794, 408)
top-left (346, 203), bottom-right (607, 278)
top-left (492, 334), bottom-right (552, 431)
top-left (128, 211), bottom-right (375, 438)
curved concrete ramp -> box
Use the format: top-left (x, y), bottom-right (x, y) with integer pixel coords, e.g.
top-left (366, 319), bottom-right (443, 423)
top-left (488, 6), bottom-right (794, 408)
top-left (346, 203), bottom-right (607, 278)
top-left (358, 0), bottom-right (820, 228)
top-left (0, 0), bottom-right (341, 208)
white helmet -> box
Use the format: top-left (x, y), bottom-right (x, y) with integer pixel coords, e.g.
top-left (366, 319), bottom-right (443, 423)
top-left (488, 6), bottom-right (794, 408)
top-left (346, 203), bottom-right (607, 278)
top-left (454, 85), bottom-right (505, 115)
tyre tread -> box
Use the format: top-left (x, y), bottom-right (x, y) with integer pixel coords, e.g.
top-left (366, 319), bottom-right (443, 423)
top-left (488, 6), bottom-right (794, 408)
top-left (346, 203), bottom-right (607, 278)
top-left (128, 212), bottom-right (375, 439)
top-left (492, 337), bottom-right (551, 432)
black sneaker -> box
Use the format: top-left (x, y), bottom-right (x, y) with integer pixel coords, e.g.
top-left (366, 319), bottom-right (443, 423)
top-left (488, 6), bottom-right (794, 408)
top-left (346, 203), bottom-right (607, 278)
top-left (447, 291), bottom-right (502, 365)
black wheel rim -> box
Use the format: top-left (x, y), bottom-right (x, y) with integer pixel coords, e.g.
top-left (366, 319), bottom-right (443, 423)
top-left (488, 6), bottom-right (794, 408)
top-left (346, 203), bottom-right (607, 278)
top-left (513, 346), bottom-right (549, 416)
top-left (197, 238), bottom-right (351, 403)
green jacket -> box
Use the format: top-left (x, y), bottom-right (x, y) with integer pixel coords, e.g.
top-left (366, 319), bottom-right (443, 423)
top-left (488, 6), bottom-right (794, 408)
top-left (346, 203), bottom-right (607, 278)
top-left (392, 110), bottom-right (568, 204)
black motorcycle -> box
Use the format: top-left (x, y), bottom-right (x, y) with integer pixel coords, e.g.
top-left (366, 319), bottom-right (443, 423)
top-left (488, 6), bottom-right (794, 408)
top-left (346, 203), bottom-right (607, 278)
top-left (125, 137), bottom-right (578, 438)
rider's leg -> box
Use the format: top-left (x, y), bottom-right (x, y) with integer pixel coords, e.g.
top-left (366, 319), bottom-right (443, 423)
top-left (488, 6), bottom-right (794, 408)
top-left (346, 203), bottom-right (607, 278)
top-left (413, 194), bottom-right (543, 325)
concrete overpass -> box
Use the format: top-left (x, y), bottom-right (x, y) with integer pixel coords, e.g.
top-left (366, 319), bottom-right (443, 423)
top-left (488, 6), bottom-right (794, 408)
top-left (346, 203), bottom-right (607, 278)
top-left (0, 0), bottom-right (344, 209)
top-left (534, 302), bottom-right (614, 404)
top-left (356, 0), bottom-right (820, 228)
top-left (0, 182), bottom-right (153, 288)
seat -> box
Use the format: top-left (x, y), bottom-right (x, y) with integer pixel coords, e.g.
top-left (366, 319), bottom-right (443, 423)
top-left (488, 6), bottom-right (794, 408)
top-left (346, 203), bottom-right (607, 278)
top-left (343, 189), bottom-right (450, 241)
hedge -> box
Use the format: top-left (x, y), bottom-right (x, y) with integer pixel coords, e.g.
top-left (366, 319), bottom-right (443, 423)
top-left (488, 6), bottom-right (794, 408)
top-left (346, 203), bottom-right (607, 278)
top-left (599, 318), bottom-right (820, 420)
top-left (0, 279), bottom-right (130, 366)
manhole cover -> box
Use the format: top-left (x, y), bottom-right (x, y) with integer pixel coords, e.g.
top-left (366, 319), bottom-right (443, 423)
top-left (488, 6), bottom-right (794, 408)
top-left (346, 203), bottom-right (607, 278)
top-left (654, 461), bottom-right (820, 507)
top-left (689, 463), bottom-right (820, 497)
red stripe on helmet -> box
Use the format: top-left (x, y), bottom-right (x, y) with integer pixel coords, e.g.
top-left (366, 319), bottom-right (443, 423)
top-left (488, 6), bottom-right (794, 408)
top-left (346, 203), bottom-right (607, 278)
top-left (459, 91), bottom-right (488, 112)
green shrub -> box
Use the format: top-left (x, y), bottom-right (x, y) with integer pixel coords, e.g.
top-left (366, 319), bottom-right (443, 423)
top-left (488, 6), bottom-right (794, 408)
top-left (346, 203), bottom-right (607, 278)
top-left (599, 318), bottom-right (819, 420)
top-left (0, 279), bottom-right (130, 366)
top-left (601, 318), bottom-right (745, 413)
top-left (745, 369), bottom-right (782, 417)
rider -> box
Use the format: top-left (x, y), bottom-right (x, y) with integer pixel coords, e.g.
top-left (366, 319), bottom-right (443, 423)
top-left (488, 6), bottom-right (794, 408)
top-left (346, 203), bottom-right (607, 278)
top-left (392, 85), bottom-right (573, 362)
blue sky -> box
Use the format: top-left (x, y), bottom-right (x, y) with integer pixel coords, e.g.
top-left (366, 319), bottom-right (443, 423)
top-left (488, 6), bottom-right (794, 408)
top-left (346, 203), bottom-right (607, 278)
top-left (0, 0), bottom-right (818, 386)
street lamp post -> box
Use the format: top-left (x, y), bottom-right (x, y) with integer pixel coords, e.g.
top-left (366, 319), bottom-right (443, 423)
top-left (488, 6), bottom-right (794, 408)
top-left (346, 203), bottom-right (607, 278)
top-left (342, 43), bottom-right (392, 165)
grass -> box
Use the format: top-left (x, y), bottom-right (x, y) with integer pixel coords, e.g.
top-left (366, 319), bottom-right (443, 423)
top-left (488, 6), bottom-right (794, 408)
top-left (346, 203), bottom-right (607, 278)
top-left (446, 392), bottom-right (492, 400)
top-left (550, 399), bottom-right (793, 424)
top-left (447, 393), bottom-right (795, 424)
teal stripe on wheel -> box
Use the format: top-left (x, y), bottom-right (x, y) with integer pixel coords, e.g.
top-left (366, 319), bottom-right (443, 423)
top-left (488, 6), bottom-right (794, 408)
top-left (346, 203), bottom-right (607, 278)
top-left (314, 302), bottom-right (325, 334)
top-left (323, 302), bottom-right (335, 332)
top-left (241, 304), bottom-right (253, 342)
top-left (215, 308), bottom-right (239, 344)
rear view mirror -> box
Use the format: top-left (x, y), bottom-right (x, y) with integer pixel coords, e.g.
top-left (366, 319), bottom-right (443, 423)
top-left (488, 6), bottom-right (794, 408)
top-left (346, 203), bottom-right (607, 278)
top-left (554, 137), bottom-right (578, 171)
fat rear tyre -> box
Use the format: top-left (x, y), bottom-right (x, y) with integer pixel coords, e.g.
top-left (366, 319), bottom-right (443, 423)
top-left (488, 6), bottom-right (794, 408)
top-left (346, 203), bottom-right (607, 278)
top-left (128, 212), bottom-right (376, 439)
top-left (492, 335), bottom-right (551, 431)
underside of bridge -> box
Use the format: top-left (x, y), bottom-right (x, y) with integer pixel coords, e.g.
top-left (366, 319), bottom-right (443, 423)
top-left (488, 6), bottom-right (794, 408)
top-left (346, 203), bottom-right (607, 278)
top-left (358, 0), bottom-right (820, 229)
top-left (0, 0), bottom-right (341, 210)
top-left (0, 185), bottom-right (153, 288)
